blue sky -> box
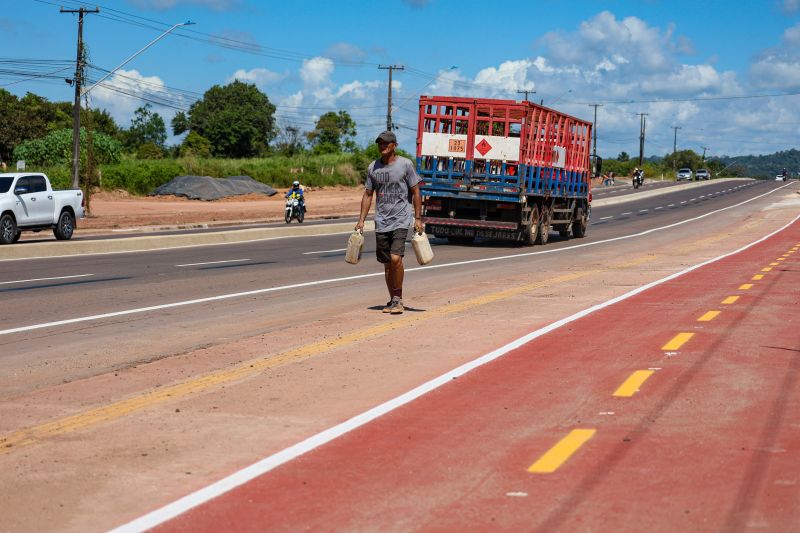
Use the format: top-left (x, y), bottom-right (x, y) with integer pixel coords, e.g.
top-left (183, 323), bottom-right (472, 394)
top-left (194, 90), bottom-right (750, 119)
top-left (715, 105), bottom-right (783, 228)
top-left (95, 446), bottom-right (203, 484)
top-left (3, 0), bottom-right (800, 158)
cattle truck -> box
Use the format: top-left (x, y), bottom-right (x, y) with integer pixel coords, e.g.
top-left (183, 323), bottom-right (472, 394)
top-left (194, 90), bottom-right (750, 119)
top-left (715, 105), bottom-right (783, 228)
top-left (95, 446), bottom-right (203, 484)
top-left (416, 96), bottom-right (593, 245)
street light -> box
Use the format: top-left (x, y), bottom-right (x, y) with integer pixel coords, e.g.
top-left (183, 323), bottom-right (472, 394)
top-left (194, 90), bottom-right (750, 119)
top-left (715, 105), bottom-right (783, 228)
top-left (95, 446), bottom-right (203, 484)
top-left (84, 21), bottom-right (195, 96)
top-left (71, 20), bottom-right (194, 189)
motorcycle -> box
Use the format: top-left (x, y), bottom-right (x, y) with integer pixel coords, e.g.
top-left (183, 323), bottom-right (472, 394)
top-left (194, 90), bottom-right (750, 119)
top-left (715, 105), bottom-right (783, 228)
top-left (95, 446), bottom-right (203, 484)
top-left (632, 172), bottom-right (644, 189)
top-left (284, 196), bottom-right (305, 223)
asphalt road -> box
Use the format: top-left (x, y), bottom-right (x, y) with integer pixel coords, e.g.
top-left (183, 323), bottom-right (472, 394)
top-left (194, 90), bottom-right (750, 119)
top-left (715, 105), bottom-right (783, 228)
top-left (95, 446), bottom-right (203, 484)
top-left (0, 179), bottom-right (784, 395)
top-left (1, 177), bottom-right (798, 532)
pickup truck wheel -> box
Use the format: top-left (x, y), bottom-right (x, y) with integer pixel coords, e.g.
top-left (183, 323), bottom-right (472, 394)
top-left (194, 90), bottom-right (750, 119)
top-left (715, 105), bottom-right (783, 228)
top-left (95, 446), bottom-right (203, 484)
top-left (53, 210), bottom-right (75, 240)
top-left (0, 214), bottom-right (17, 245)
top-left (522, 205), bottom-right (539, 246)
top-left (572, 208), bottom-right (588, 238)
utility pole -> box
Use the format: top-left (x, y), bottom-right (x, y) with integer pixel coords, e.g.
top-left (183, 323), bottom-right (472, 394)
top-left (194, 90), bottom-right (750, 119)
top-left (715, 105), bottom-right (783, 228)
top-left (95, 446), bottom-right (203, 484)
top-left (517, 89), bottom-right (535, 102)
top-left (638, 113), bottom-right (648, 166)
top-left (62, 6), bottom-right (99, 190)
top-left (589, 104), bottom-right (602, 167)
top-left (672, 126), bottom-right (682, 154)
top-left (378, 65), bottom-right (404, 131)
top-left (701, 146), bottom-right (708, 162)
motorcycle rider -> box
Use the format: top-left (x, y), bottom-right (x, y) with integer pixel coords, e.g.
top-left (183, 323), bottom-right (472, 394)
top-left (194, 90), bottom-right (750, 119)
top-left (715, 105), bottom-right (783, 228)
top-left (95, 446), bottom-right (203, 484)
top-left (285, 180), bottom-right (305, 213)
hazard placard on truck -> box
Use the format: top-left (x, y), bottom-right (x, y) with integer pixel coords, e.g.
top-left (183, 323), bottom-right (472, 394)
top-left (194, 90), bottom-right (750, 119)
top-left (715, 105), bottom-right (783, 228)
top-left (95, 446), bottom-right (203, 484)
top-left (416, 96), bottom-right (592, 245)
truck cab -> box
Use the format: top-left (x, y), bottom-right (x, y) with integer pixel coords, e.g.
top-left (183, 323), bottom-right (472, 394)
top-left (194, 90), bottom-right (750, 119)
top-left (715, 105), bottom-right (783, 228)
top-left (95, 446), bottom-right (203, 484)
top-left (0, 173), bottom-right (84, 244)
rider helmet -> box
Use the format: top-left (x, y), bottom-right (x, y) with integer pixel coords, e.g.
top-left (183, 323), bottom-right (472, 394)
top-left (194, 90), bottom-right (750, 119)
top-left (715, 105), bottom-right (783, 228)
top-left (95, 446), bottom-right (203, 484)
top-left (292, 180), bottom-right (300, 187)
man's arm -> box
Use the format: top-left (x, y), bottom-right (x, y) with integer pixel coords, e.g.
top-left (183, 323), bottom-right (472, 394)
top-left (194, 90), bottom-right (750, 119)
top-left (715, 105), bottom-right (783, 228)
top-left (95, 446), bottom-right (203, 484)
top-left (355, 189), bottom-right (373, 232)
top-left (411, 184), bottom-right (423, 233)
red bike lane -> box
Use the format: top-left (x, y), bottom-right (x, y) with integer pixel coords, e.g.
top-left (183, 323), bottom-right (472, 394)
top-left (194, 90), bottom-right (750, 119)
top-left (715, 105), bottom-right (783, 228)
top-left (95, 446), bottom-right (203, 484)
top-left (149, 222), bottom-right (799, 532)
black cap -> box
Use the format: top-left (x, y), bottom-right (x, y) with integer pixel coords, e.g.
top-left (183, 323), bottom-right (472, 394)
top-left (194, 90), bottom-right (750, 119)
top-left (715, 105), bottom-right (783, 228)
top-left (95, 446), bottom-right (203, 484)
top-left (375, 130), bottom-right (397, 144)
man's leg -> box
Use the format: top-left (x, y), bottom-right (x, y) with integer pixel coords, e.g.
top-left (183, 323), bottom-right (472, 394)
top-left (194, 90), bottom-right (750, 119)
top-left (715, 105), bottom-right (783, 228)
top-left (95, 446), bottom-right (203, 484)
top-left (388, 254), bottom-right (405, 313)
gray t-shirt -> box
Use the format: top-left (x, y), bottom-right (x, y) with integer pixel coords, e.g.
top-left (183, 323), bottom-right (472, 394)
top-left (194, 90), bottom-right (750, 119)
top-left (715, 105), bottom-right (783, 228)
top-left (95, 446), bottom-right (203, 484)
top-left (365, 156), bottom-right (421, 232)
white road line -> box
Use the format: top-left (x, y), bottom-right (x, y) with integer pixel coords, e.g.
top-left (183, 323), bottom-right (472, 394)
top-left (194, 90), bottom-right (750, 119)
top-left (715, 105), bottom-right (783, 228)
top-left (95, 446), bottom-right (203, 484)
top-left (109, 211), bottom-right (800, 533)
top-left (655, 206), bottom-right (664, 210)
top-left (175, 259), bottom-right (250, 267)
top-left (690, 198), bottom-right (697, 201)
top-left (700, 195), bottom-right (706, 199)
top-left (639, 209), bottom-right (649, 213)
top-left (303, 248), bottom-right (347, 255)
top-left (668, 204), bottom-right (676, 207)
top-left (621, 212), bottom-right (633, 215)
top-left (680, 201), bottom-right (688, 204)
top-left (2, 184), bottom-right (792, 338)
top-left (599, 216), bottom-right (614, 220)
top-left (0, 273), bottom-right (94, 286)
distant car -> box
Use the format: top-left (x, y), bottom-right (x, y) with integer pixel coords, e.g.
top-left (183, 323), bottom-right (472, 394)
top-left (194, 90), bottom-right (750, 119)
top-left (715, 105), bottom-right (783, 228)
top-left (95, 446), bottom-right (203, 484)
top-left (775, 174), bottom-right (787, 181)
top-left (676, 168), bottom-right (693, 181)
top-left (695, 169), bottom-right (711, 180)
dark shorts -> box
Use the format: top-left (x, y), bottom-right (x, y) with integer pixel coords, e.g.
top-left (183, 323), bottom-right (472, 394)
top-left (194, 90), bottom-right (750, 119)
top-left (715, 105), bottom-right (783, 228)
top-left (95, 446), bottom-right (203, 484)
top-left (375, 228), bottom-right (408, 263)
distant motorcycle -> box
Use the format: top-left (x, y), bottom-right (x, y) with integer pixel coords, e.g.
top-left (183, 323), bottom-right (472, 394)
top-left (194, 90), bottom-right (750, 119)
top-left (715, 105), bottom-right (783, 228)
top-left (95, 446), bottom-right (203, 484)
top-left (632, 172), bottom-right (644, 189)
top-left (285, 196), bottom-right (305, 223)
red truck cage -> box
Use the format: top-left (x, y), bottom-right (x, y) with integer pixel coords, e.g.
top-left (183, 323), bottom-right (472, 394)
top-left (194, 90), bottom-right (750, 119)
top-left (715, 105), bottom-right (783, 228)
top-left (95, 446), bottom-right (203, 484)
top-left (416, 96), bottom-right (593, 244)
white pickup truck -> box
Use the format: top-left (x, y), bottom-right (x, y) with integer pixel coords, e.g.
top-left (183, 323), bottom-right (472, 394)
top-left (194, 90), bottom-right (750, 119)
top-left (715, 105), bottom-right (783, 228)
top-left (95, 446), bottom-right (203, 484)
top-left (0, 173), bottom-right (84, 244)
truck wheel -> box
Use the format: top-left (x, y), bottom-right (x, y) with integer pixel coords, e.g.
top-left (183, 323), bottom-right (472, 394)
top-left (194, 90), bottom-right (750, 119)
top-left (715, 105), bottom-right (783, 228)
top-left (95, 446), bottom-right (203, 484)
top-left (536, 206), bottom-right (551, 245)
top-left (0, 214), bottom-right (17, 245)
top-left (572, 208), bottom-right (588, 238)
top-left (522, 206), bottom-right (539, 246)
top-left (53, 210), bottom-right (75, 240)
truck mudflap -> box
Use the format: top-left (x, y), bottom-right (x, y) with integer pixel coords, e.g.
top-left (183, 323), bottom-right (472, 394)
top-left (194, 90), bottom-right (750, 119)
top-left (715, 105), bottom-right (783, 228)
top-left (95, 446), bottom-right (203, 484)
top-left (423, 216), bottom-right (523, 241)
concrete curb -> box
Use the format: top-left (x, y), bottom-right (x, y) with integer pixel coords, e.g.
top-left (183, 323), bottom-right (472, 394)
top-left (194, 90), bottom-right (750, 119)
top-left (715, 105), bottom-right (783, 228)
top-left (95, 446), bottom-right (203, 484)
top-left (0, 178), bottom-right (753, 261)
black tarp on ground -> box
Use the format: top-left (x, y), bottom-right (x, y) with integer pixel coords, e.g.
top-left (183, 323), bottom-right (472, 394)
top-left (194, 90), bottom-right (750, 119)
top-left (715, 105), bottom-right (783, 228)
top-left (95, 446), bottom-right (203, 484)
top-left (150, 175), bottom-right (277, 200)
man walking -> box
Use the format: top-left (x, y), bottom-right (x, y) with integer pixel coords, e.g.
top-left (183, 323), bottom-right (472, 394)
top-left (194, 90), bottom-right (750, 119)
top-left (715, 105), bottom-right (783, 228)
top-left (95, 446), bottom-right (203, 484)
top-left (355, 130), bottom-right (422, 314)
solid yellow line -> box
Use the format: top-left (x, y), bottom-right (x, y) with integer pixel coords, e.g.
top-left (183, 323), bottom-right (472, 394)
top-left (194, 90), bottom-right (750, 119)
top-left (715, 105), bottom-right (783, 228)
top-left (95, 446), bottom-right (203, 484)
top-left (752, 274), bottom-right (764, 280)
top-left (4, 265), bottom-right (626, 454)
top-left (697, 310), bottom-right (721, 322)
top-left (721, 296), bottom-right (739, 305)
top-left (761, 267), bottom-right (772, 272)
top-left (613, 370), bottom-right (655, 397)
top-left (662, 332), bottom-right (694, 351)
top-left (739, 284), bottom-right (753, 290)
top-left (528, 429), bottom-right (597, 473)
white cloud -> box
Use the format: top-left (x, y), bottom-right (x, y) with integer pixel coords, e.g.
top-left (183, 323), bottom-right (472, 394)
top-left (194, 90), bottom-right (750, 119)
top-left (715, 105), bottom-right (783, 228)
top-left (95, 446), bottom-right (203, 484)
top-left (749, 22), bottom-right (800, 90)
top-left (88, 69), bottom-right (178, 128)
top-left (782, 0), bottom-right (800, 13)
top-left (300, 57), bottom-right (335, 88)
top-left (228, 67), bottom-right (286, 88)
top-left (324, 43), bottom-right (368, 63)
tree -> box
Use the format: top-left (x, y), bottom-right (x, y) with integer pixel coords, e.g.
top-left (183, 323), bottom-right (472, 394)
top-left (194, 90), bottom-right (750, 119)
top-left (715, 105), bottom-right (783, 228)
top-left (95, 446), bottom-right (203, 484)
top-left (663, 149), bottom-right (703, 171)
top-left (306, 110), bottom-right (357, 153)
top-left (275, 124), bottom-right (306, 156)
top-left (173, 80), bottom-right (276, 158)
top-left (617, 151), bottom-right (630, 162)
top-left (179, 131), bottom-right (212, 158)
top-left (126, 104), bottom-right (167, 150)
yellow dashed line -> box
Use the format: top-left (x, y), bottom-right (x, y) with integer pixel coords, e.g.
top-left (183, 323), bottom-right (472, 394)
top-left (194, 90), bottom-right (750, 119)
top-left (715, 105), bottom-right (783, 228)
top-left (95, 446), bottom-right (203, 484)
top-left (739, 284), bottom-right (753, 290)
top-left (770, 262), bottom-right (780, 266)
top-left (613, 370), bottom-right (655, 397)
top-left (752, 274), bottom-right (764, 281)
top-left (528, 429), bottom-right (596, 474)
top-left (662, 332), bottom-right (694, 351)
top-left (777, 258), bottom-right (786, 261)
top-left (697, 310), bottom-right (720, 322)
top-left (721, 296), bottom-right (739, 305)
top-left (761, 267), bottom-right (773, 272)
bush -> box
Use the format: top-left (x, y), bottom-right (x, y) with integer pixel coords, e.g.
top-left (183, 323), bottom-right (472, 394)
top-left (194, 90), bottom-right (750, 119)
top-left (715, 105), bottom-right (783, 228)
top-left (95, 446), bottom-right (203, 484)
top-left (13, 128), bottom-right (121, 167)
top-left (100, 159), bottom-right (183, 195)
